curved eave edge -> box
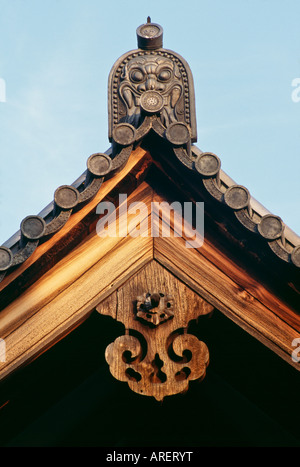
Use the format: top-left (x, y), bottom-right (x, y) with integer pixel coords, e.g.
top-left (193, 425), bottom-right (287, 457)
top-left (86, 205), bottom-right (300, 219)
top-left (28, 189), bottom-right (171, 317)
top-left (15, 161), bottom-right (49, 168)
top-left (0, 148), bottom-right (113, 283)
top-left (189, 145), bottom-right (300, 268)
top-left (0, 143), bottom-right (299, 285)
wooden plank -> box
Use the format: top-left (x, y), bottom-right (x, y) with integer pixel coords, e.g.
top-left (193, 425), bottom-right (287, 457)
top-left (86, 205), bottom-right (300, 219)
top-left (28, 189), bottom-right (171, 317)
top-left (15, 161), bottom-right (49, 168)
top-left (97, 260), bottom-right (213, 400)
top-left (154, 235), bottom-right (300, 370)
top-left (0, 182), bottom-right (153, 336)
top-left (151, 189), bottom-right (300, 332)
top-left (196, 235), bottom-right (300, 330)
top-left (148, 154), bottom-right (300, 309)
top-left (0, 173), bottom-right (298, 384)
top-left (0, 146), bottom-right (151, 294)
top-left (0, 236), bottom-right (152, 382)
top-left (0, 183), bottom-right (155, 381)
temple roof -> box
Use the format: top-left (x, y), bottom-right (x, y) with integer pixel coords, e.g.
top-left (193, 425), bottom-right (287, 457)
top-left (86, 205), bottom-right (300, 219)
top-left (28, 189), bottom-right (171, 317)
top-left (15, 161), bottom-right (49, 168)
top-left (0, 18), bottom-right (299, 285)
top-left (0, 138), bottom-right (299, 286)
top-left (0, 19), bottom-right (299, 384)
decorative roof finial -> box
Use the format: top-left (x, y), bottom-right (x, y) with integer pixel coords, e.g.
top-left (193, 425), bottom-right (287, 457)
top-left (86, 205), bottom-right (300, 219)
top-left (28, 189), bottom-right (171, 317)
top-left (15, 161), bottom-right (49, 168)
top-left (107, 20), bottom-right (197, 173)
top-left (136, 18), bottom-right (163, 50)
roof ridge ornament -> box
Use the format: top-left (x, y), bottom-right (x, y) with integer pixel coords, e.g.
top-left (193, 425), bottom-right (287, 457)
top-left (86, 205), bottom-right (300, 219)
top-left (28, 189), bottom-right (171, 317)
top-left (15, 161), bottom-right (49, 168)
top-left (0, 21), bottom-right (299, 284)
top-left (107, 19), bottom-right (198, 173)
top-left (136, 17), bottom-right (163, 50)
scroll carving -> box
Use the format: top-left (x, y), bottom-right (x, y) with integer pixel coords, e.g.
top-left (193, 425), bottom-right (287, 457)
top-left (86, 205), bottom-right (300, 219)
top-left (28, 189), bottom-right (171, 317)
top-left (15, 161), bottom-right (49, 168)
top-left (105, 331), bottom-right (209, 401)
top-left (96, 262), bottom-right (213, 401)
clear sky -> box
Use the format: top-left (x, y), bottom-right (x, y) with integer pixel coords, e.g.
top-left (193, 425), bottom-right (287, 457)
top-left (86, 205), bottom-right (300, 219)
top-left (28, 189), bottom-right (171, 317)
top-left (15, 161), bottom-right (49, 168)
top-left (0, 0), bottom-right (299, 245)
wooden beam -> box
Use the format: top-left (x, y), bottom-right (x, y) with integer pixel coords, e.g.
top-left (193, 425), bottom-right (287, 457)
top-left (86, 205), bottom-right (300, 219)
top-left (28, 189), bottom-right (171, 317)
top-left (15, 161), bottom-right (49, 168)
top-left (154, 234), bottom-right (300, 370)
top-left (0, 146), bottom-right (151, 295)
top-left (151, 189), bottom-right (300, 330)
top-left (0, 175), bottom-right (298, 385)
top-left (0, 183), bottom-right (154, 381)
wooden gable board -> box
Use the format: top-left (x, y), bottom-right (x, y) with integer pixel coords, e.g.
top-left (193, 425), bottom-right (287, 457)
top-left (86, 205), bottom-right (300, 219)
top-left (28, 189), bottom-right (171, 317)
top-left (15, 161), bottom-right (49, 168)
top-left (0, 149), bottom-right (299, 384)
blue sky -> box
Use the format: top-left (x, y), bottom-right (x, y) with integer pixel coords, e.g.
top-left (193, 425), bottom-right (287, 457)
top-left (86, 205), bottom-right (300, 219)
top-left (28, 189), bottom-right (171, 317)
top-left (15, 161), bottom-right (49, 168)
top-left (0, 0), bottom-right (299, 245)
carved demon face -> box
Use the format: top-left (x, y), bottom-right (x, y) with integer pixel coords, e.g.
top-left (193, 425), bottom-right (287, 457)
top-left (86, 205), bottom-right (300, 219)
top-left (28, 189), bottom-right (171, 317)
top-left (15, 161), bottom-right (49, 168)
top-left (119, 55), bottom-right (183, 128)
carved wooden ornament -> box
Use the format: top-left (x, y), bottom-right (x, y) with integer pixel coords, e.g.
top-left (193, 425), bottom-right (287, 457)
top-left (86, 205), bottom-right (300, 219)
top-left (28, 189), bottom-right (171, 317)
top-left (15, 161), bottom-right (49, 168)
top-left (96, 262), bottom-right (213, 401)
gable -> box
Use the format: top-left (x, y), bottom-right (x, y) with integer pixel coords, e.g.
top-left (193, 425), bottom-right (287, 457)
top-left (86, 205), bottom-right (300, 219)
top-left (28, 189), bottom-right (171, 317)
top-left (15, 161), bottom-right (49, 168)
top-left (0, 20), bottom-right (299, 448)
top-left (0, 154), bottom-right (299, 387)
top-left (1, 288), bottom-right (300, 447)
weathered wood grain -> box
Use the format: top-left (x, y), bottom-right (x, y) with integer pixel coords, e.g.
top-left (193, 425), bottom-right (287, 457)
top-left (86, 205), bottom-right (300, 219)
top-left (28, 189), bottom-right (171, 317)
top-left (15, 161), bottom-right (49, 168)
top-left (0, 146), bottom-right (151, 295)
top-left (154, 234), bottom-right (300, 369)
top-left (98, 260), bottom-right (213, 400)
top-left (0, 183), bottom-right (154, 381)
top-left (152, 188), bottom-right (300, 330)
top-left (0, 174), bottom-right (299, 385)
